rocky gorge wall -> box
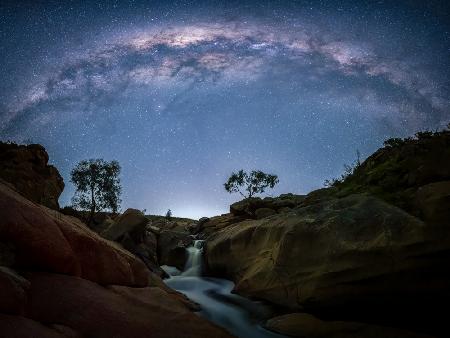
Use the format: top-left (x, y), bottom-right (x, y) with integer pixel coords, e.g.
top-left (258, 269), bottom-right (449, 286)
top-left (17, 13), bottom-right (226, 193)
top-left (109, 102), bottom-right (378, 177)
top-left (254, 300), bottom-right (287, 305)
top-left (0, 143), bottom-right (232, 338)
top-left (203, 130), bottom-right (450, 337)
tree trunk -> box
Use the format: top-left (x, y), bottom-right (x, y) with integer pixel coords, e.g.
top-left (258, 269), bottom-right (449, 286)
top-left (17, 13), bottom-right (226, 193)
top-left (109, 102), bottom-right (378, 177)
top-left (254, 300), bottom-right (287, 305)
top-left (88, 186), bottom-right (96, 226)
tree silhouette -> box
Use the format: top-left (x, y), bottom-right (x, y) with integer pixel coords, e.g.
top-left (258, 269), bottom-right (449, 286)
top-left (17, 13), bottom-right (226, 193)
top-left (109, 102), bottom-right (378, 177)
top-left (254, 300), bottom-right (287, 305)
top-left (224, 170), bottom-right (279, 198)
top-left (70, 159), bottom-right (121, 223)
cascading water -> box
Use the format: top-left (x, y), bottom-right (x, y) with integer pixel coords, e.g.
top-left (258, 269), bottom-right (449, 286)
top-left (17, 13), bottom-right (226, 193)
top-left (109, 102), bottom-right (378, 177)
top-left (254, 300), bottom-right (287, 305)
top-left (162, 240), bottom-right (287, 338)
top-left (181, 240), bottom-right (204, 276)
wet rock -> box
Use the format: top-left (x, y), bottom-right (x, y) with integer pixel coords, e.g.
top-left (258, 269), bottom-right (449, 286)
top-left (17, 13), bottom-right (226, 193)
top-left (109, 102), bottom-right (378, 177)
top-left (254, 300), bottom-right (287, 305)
top-left (158, 230), bottom-right (193, 270)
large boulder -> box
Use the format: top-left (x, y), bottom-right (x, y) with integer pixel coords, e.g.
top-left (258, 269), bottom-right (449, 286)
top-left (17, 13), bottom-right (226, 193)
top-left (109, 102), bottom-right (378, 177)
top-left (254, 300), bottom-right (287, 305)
top-left (0, 181), bottom-right (149, 286)
top-left (206, 193), bottom-right (450, 336)
top-left (102, 208), bottom-right (148, 241)
top-left (229, 194), bottom-right (305, 219)
top-left (200, 213), bottom-right (246, 237)
top-left (0, 142), bottom-right (64, 209)
top-left (415, 180), bottom-right (450, 225)
top-left (158, 230), bottom-right (193, 270)
top-left (0, 267), bottom-right (30, 315)
top-left (230, 197), bottom-right (267, 216)
top-left (0, 314), bottom-right (70, 338)
top-left (101, 208), bottom-right (163, 274)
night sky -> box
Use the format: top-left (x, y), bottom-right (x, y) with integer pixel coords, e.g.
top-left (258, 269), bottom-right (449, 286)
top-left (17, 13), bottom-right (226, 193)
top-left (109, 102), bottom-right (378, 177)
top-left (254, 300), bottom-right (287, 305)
top-left (1, 1), bottom-right (449, 218)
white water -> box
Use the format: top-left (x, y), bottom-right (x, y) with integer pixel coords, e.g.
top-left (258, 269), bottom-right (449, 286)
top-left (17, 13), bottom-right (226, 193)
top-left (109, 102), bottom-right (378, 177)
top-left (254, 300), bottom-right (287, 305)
top-left (162, 240), bottom-right (287, 338)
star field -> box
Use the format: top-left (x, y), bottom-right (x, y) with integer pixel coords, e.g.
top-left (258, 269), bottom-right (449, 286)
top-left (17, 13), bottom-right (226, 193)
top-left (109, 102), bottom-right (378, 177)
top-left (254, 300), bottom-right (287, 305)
top-left (1, 1), bottom-right (449, 218)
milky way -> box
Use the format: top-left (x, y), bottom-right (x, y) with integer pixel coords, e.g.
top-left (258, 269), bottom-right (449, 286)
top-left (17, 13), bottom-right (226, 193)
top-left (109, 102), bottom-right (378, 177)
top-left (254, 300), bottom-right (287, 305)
top-left (1, 1), bottom-right (449, 218)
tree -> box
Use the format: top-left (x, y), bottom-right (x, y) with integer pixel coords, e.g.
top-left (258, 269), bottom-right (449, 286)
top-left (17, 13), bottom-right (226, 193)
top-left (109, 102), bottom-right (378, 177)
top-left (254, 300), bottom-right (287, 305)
top-left (70, 159), bottom-right (121, 223)
top-left (165, 209), bottom-right (172, 221)
top-left (224, 170), bottom-right (279, 198)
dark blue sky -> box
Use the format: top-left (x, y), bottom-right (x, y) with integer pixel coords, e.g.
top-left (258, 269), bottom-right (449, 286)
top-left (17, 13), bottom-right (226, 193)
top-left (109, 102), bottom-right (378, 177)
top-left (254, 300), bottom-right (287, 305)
top-left (1, 1), bottom-right (449, 218)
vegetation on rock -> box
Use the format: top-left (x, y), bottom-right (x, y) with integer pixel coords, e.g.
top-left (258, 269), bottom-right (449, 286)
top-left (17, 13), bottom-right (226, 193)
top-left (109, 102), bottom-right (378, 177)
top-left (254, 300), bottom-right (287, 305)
top-left (322, 125), bottom-right (450, 217)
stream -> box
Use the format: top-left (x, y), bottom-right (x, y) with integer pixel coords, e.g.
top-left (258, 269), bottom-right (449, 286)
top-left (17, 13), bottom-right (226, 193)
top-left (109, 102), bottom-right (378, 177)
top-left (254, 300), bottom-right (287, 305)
top-left (162, 240), bottom-right (287, 338)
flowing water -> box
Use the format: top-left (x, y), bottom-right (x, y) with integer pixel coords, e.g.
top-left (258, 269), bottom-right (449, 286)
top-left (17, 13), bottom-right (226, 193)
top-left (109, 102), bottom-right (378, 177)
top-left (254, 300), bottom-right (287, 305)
top-left (162, 240), bottom-right (287, 338)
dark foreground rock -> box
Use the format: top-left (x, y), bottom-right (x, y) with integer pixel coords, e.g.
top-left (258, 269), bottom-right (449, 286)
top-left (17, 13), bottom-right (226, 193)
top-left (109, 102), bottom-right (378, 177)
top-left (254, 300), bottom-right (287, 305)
top-left (157, 229), bottom-right (193, 270)
top-left (265, 313), bottom-right (433, 338)
top-left (101, 208), bottom-right (163, 274)
top-left (0, 142), bottom-right (64, 209)
top-left (0, 180), bottom-right (233, 338)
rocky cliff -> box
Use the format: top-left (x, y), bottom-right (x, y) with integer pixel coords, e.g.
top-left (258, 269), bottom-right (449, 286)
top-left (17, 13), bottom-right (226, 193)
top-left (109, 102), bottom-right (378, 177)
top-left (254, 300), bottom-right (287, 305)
top-left (204, 130), bottom-right (450, 337)
top-left (0, 145), bottom-right (232, 337)
top-left (0, 142), bottom-right (64, 209)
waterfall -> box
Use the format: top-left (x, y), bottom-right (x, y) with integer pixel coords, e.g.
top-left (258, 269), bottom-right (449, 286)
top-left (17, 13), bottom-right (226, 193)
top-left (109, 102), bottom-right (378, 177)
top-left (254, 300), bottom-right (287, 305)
top-left (162, 239), bottom-right (286, 338)
top-left (181, 239), bottom-right (204, 277)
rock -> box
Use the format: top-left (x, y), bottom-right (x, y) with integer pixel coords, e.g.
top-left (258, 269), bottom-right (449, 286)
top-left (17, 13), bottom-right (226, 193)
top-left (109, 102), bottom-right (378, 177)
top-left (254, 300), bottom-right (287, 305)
top-left (230, 197), bottom-right (266, 217)
top-left (102, 208), bottom-right (148, 241)
top-left (0, 144), bottom-right (234, 338)
top-left (158, 230), bottom-right (193, 270)
top-left (189, 217), bottom-right (210, 234)
top-left (100, 208), bottom-right (163, 274)
top-left (198, 217), bottom-right (210, 226)
top-left (206, 193), bottom-right (450, 336)
top-left (331, 130), bottom-right (450, 215)
top-left (255, 208), bottom-right (276, 219)
top-left (265, 313), bottom-right (432, 338)
top-left (271, 198), bottom-right (297, 209)
top-left (0, 181), bottom-right (149, 287)
top-left (200, 213), bottom-right (245, 237)
top-left (50, 324), bottom-right (83, 338)
top-left (26, 272), bottom-right (233, 338)
top-left (0, 313), bottom-right (68, 338)
top-left (229, 195), bottom-right (306, 219)
top-left (415, 181), bottom-right (450, 225)
top-left (0, 142), bottom-right (64, 209)
top-left (148, 225), bottom-right (161, 234)
top-left (0, 242), bottom-right (15, 266)
top-left (0, 267), bottom-right (30, 315)
top-left (277, 207), bottom-right (292, 213)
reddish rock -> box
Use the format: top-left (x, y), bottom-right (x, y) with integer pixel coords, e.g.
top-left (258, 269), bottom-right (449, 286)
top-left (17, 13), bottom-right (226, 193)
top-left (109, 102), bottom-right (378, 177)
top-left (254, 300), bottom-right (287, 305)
top-left (27, 272), bottom-right (233, 338)
top-left (0, 181), bottom-right (149, 287)
top-left (0, 267), bottom-right (30, 315)
top-left (0, 314), bottom-right (67, 338)
top-left (0, 142), bottom-right (64, 209)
